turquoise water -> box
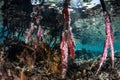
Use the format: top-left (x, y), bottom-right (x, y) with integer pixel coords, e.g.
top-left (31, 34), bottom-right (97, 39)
top-left (0, 0), bottom-right (120, 54)
top-left (0, 20), bottom-right (120, 53)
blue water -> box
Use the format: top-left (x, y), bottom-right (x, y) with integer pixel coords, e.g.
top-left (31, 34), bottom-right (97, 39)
top-left (0, 22), bottom-right (120, 53)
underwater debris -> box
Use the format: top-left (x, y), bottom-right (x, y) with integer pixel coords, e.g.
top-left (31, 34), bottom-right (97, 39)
top-left (0, 38), bottom-right (120, 79)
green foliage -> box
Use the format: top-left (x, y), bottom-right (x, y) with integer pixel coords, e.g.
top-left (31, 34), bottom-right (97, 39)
top-left (46, 0), bottom-right (58, 2)
top-left (83, 0), bottom-right (90, 2)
